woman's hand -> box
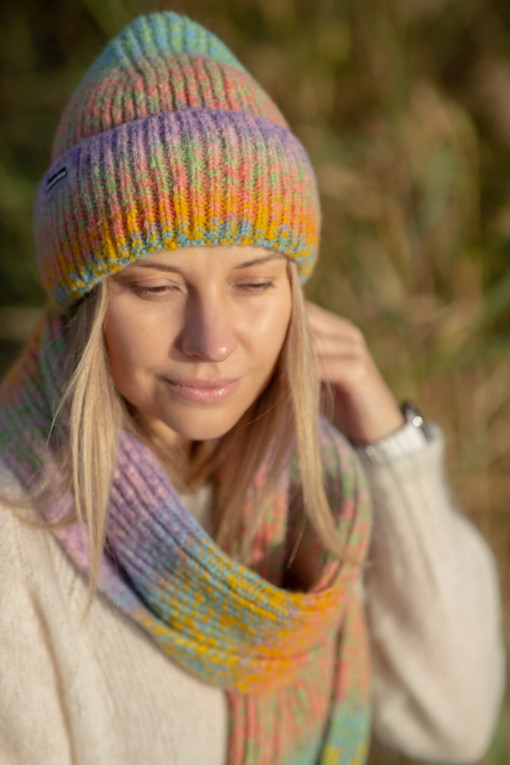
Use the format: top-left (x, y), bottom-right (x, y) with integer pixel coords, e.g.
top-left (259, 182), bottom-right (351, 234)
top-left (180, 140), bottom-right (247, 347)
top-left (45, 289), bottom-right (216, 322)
top-left (306, 301), bottom-right (404, 444)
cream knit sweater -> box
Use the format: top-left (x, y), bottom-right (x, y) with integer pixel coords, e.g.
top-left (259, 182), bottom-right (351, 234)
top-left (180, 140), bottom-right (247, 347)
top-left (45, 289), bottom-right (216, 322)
top-left (0, 429), bottom-right (504, 765)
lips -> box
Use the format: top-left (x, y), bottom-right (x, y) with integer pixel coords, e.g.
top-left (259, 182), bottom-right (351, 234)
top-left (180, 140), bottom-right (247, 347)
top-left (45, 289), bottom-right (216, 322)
top-left (163, 377), bottom-right (240, 403)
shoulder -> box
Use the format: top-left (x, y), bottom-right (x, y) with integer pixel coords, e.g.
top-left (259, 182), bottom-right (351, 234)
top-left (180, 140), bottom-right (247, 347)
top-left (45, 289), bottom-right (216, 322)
top-left (0, 458), bottom-right (22, 498)
top-left (0, 460), bottom-right (25, 583)
top-left (0, 458), bottom-right (89, 668)
top-left (0, 459), bottom-right (60, 595)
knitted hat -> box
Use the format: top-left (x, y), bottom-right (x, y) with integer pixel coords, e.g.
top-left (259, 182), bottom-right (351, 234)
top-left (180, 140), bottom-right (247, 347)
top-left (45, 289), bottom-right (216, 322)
top-left (34, 12), bottom-right (321, 309)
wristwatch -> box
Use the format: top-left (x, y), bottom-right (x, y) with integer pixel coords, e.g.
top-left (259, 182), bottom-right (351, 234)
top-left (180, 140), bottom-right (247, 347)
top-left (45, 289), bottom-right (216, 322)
top-left (355, 401), bottom-right (432, 465)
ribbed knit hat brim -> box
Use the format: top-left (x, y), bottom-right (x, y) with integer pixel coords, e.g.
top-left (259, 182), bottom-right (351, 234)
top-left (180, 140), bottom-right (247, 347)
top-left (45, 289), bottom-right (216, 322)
top-left (35, 108), bottom-right (319, 308)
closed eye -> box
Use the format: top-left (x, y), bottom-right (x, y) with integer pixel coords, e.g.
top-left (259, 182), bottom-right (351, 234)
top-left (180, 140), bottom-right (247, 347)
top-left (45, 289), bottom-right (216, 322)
top-left (235, 281), bottom-right (275, 292)
top-left (131, 283), bottom-right (180, 298)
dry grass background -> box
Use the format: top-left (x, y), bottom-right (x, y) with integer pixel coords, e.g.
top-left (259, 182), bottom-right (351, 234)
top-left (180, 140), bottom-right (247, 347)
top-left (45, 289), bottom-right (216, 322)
top-left (0, 0), bottom-right (509, 761)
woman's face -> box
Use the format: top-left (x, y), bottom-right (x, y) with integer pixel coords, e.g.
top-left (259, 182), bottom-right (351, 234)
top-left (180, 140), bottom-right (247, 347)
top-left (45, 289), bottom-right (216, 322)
top-left (104, 245), bottom-right (292, 448)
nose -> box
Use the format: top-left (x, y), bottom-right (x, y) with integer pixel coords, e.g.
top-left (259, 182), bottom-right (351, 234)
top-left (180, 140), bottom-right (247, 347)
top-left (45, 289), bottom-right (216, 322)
top-left (177, 291), bottom-right (237, 362)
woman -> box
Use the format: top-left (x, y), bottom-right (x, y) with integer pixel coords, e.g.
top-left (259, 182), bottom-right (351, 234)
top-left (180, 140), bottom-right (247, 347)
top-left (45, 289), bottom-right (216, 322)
top-left (0, 11), bottom-right (504, 765)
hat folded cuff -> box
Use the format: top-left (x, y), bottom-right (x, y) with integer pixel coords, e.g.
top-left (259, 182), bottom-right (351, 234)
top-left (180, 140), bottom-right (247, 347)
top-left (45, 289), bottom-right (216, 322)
top-left (35, 109), bottom-right (320, 308)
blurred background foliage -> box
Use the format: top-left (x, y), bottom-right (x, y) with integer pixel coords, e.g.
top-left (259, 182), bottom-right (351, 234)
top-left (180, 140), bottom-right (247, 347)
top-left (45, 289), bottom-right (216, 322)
top-left (0, 0), bottom-right (509, 761)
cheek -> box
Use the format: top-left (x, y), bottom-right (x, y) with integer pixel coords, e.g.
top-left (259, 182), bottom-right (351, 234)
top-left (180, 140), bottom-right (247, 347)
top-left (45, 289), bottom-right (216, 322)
top-left (269, 286), bottom-right (292, 340)
top-left (248, 291), bottom-right (292, 365)
top-left (104, 307), bottom-right (165, 387)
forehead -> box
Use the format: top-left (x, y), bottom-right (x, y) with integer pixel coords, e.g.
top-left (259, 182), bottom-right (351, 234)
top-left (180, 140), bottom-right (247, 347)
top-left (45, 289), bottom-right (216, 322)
top-left (122, 245), bottom-right (287, 273)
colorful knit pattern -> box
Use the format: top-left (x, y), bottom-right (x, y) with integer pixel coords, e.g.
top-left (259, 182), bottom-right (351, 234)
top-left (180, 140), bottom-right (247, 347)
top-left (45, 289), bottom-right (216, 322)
top-left (0, 312), bottom-right (373, 765)
top-left (34, 12), bottom-right (320, 308)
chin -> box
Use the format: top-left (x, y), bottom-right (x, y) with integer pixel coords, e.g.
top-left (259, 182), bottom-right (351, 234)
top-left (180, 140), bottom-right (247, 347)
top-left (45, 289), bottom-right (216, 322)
top-left (158, 411), bottom-right (243, 444)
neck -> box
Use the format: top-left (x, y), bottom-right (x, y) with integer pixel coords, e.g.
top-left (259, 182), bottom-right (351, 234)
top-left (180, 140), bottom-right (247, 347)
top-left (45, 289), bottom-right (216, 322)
top-left (127, 408), bottom-right (217, 493)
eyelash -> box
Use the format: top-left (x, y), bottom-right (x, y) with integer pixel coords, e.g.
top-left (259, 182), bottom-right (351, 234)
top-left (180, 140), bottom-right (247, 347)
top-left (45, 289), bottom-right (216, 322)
top-left (133, 285), bottom-right (176, 296)
top-left (235, 281), bottom-right (275, 292)
top-left (130, 281), bottom-right (276, 297)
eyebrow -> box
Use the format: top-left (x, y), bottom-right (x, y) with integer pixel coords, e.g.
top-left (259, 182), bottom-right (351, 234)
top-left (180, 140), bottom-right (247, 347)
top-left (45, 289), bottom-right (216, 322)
top-left (124, 253), bottom-right (284, 275)
top-left (233, 254), bottom-right (285, 270)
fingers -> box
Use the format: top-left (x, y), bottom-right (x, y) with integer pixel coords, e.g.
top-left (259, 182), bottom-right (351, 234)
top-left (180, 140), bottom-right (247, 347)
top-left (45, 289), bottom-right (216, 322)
top-left (304, 300), bottom-right (403, 441)
top-left (306, 301), bottom-right (362, 341)
top-left (305, 301), bottom-right (370, 383)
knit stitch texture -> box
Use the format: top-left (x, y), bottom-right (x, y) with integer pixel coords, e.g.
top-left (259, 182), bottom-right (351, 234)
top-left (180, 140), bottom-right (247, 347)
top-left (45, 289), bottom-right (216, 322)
top-left (1, 12), bottom-right (371, 764)
top-left (34, 12), bottom-right (320, 308)
top-left (0, 313), bottom-right (373, 765)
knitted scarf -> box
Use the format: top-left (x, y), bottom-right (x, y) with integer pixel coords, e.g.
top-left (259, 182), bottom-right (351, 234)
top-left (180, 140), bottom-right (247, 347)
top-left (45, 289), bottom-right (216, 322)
top-left (0, 313), bottom-right (373, 765)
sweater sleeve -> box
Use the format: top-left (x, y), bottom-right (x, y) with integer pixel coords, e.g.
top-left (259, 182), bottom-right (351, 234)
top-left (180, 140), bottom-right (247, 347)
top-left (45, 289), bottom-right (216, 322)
top-left (0, 478), bottom-right (74, 764)
top-left (358, 426), bottom-right (505, 763)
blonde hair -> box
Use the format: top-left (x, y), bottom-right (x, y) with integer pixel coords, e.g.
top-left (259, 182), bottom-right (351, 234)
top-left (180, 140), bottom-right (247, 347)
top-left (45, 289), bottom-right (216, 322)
top-left (12, 261), bottom-right (351, 597)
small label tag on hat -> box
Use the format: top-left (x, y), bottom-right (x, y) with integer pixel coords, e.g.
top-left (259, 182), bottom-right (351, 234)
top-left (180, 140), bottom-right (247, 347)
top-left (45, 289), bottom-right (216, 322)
top-left (46, 166), bottom-right (68, 191)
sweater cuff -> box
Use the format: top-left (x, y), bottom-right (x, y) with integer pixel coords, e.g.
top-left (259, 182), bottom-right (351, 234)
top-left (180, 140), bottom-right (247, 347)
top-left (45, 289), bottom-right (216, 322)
top-left (353, 419), bottom-right (439, 468)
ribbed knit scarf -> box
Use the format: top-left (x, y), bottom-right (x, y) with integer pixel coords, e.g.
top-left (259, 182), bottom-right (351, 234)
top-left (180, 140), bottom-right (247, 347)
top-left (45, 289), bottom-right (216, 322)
top-left (0, 313), bottom-right (373, 765)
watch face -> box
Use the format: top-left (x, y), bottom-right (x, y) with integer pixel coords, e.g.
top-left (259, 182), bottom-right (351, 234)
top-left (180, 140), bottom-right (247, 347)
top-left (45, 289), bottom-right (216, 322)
top-left (401, 401), bottom-right (431, 440)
